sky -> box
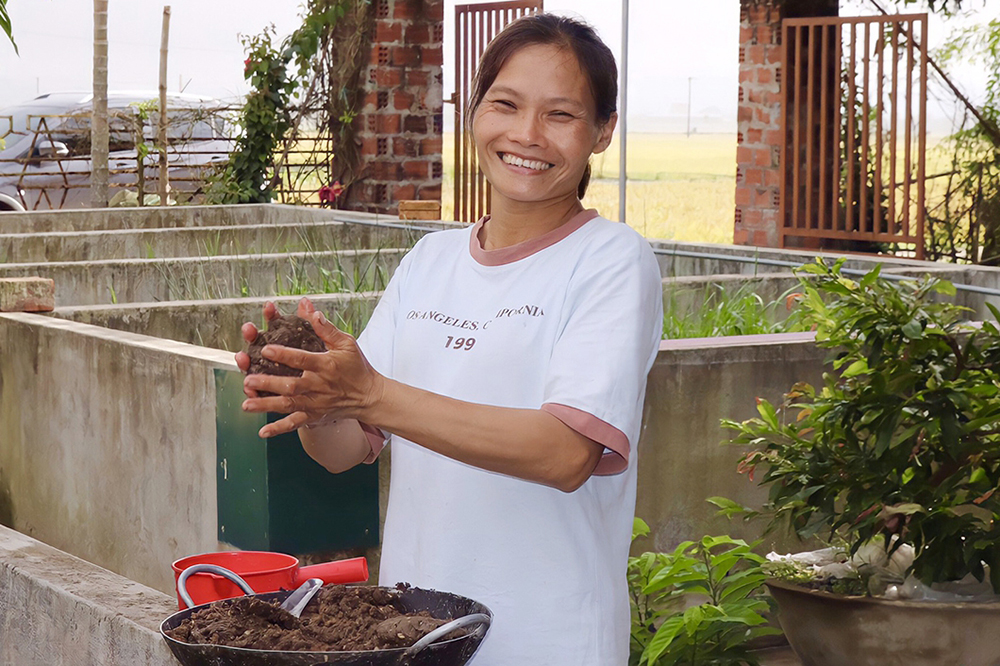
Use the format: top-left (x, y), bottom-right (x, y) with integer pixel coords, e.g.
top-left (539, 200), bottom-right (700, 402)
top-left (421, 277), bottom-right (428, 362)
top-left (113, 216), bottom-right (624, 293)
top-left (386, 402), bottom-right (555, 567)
top-left (0, 0), bottom-right (992, 133)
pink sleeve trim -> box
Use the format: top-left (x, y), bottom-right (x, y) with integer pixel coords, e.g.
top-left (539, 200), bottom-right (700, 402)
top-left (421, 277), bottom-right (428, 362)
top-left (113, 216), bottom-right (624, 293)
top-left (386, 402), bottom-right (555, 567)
top-left (359, 422), bottom-right (387, 464)
top-left (540, 403), bottom-right (630, 476)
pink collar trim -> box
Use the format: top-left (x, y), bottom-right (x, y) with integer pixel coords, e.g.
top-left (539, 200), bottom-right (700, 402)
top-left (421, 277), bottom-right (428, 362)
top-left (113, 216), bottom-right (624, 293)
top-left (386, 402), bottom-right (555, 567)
top-left (469, 209), bottom-right (600, 266)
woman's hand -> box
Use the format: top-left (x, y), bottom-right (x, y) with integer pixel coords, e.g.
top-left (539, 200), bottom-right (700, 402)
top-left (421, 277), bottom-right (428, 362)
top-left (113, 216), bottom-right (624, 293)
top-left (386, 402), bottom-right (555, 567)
top-left (239, 303), bottom-right (386, 438)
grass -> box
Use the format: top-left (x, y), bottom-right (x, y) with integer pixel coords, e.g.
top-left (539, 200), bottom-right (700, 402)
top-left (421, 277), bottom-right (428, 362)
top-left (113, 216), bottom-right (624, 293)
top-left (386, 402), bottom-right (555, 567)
top-left (662, 281), bottom-right (802, 339)
top-left (442, 131), bottom-right (738, 244)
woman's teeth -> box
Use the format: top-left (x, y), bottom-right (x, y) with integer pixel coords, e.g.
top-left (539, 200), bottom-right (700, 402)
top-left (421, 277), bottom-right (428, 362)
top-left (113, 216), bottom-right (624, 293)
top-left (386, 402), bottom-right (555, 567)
top-left (501, 153), bottom-right (552, 171)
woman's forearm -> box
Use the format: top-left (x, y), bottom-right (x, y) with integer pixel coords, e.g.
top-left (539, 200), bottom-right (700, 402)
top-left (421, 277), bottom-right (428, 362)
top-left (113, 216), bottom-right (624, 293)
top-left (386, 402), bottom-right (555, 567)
top-left (297, 418), bottom-right (372, 474)
top-left (364, 379), bottom-right (603, 492)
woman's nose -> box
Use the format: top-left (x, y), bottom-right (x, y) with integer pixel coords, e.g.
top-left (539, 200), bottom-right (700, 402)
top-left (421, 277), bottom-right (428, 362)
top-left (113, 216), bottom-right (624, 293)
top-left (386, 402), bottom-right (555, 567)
top-left (508, 112), bottom-right (543, 146)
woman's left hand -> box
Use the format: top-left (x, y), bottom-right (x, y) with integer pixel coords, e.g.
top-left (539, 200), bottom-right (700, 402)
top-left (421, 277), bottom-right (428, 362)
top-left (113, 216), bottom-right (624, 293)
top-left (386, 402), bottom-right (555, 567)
top-left (241, 310), bottom-right (385, 438)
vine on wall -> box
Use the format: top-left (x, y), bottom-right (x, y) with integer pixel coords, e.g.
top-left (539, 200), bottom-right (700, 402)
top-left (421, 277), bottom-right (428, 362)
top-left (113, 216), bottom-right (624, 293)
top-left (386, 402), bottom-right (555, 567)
top-left (210, 0), bottom-right (373, 205)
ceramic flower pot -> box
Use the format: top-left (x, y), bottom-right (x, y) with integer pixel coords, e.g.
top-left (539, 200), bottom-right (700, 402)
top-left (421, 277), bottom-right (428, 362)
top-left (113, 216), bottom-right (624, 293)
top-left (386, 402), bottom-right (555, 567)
top-left (766, 579), bottom-right (1000, 666)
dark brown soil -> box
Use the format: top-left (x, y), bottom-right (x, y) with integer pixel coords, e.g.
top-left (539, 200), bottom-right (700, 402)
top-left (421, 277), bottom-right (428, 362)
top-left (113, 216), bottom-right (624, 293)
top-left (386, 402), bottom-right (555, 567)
top-left (246, 315), bottom-right (326, 395)
top-left (165, 585), bottom-right (453, 652)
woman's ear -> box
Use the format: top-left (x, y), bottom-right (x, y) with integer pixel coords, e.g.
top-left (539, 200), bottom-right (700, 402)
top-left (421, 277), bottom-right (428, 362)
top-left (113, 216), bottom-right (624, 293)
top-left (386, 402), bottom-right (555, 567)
top-left (592, 112), bottom-right (618, 155)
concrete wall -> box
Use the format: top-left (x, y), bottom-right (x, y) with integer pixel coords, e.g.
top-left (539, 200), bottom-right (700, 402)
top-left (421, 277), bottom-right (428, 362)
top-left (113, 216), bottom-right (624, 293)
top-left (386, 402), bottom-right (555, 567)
top-left (55, 293), bottom-right (381, 351)
top-left (639, 333), bottom-right (824, 552)
top-left (0, 524), bottom-right (176, 666)
top-left (0, 313), bottom-right (230, 594)
top-left (0, 249), bottom-right (405, 306)
top-left (0, 311), bottom-right (830, 594)
top-left (0, 221), bottom-right (426, 263)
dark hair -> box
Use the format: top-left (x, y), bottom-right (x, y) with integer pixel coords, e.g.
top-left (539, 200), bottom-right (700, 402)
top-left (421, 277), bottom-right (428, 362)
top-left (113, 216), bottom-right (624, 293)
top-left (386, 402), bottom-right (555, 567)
top-left (467, 13), bottom-right (618, 199)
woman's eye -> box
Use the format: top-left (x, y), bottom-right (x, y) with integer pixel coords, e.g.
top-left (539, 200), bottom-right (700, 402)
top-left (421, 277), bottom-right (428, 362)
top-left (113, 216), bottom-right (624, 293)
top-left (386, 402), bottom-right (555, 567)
top-left (494, 99), bottom-right (515, 109)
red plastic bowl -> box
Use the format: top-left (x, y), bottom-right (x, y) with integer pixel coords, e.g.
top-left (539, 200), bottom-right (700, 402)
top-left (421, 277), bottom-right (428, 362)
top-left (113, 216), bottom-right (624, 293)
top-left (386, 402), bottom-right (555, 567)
top-left (171, 551), bottom-right (369, 609)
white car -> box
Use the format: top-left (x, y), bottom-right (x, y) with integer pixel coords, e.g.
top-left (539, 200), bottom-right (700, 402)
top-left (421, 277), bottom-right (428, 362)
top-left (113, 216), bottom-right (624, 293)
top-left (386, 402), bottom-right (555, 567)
top-left (0, 91), bottom-right (234, 211)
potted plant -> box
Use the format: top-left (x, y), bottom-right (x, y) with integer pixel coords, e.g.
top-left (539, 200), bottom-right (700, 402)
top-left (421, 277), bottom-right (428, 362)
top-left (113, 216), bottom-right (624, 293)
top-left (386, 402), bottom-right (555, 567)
top-left (720, 258), bottom-right (1000, 666)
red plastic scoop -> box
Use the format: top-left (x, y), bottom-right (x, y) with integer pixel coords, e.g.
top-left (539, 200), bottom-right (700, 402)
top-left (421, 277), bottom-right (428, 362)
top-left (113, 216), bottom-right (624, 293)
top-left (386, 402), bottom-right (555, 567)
top-left (171, 550), bottom-right (369, 609)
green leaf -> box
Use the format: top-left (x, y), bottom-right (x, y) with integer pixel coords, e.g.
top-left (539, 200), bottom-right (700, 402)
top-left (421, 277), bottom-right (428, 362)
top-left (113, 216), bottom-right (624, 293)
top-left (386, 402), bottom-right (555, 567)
top-left (902, 318), bottom-right (924, 340)
top-left (633, 517), bottom-right (650, 540)
top-left (842, 359), bottom-right (869, 378)
top-left (683, 605), bottom-right (705, 637)
top-left (641, 615), bottom-right (685, 665)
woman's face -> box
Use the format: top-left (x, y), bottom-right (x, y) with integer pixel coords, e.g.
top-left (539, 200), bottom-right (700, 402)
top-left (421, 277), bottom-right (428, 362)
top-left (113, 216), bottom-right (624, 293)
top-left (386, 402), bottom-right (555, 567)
top-left (471, 43), bottom-right (616, 207)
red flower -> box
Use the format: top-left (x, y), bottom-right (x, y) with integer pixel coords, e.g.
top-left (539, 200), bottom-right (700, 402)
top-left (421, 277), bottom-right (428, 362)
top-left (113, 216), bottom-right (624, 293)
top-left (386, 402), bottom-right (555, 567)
top-left (244, 58), bottom-right (253, 75)
top-left (318, 181), bottom-right (344, 204)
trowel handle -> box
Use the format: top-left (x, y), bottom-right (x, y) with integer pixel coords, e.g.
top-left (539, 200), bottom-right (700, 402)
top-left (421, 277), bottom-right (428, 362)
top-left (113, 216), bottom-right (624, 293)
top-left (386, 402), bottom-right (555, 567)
top-left (406, 613), bottom-right (492, 655)
top-left (295, 556), bottom-right (369, 586)
top-left (177, 564), bottom-right (256, 610)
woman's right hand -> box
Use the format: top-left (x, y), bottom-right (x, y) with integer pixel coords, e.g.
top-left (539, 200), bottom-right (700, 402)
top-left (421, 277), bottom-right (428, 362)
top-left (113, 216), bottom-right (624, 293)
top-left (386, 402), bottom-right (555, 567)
top-left (234, 298), bottom-right (318, 398)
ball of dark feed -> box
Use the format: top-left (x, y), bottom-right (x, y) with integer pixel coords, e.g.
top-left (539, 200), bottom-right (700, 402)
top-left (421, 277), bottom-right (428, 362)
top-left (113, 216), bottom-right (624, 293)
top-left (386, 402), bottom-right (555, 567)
top-left (246, 315), bottom-right (326, 396)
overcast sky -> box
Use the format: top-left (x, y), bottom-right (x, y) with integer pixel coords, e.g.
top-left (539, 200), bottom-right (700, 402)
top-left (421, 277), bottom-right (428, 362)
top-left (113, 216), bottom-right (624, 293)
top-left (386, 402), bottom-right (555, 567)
top-left (0, 0), bottom-right (990, 133)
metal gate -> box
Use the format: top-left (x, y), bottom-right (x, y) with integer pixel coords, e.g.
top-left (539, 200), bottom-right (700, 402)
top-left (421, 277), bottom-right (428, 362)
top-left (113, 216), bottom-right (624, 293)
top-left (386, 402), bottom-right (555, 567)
top-left (780, 14), bottom-right (928, 257)
top-left (451, 0), bottom-right (543, 224)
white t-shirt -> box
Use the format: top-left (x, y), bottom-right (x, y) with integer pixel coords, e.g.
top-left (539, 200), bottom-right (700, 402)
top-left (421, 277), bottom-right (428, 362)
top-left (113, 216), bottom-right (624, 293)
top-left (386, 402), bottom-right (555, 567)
top-left (356, 209), bottom-right (663, 666)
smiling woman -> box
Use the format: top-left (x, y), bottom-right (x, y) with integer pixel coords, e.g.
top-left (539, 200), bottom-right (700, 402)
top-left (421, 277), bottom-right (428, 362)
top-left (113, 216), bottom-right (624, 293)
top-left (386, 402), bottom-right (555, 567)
top-left (236, 13), bottom-right (663, 666)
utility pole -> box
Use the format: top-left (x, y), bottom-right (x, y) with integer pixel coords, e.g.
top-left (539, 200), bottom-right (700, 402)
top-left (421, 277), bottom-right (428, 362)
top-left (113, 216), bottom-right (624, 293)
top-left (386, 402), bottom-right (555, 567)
top-left (687, 77), bottom-right (692, 137)
top-left (618, 0), bottom-right (629, 225)
top-left (91, 0), bottom-right (109, 208)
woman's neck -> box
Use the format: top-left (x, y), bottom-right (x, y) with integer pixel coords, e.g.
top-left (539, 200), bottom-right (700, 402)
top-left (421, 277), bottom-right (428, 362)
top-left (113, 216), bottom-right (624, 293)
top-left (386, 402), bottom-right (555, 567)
top-left (479, 195), bottom-right (585, 251)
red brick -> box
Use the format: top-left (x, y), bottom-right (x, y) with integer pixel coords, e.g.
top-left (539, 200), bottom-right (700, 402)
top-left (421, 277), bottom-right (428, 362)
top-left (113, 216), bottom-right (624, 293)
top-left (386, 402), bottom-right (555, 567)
top-left (734, 228), bottom-right (750, 245)
top-left (405, 23), bottom-right (430, 44)
top-left (363, 91), bottom-right (380, 111)
top-left (763, 129), bottom-right (784, 145)
top-left (402, 160), bottom-right (429, 179)
top-left (403, 115), bottom-right (428, 134)
top-left (736, 146), bottom-right (754, 164)
top-left (754, 187), bottom-right (775, 208)
top-left (420, 137), bottom-right (443, 155)
top-left (393, 183), bottom-right (417, 200)
top-left (393, 0), bottom-right (420, 19)
top-left (361, 136), bottom-right (379, 156)
top-left (738, 106), bottom-right (753, 123)
top-left (0, 277), bottom-right (55, 312)
top-left (754, 147), bottom-right (773, 167)
top-left (425, 0), bottom-right (444, 21)
top-left (391, 46), bottom-right (421, 67)
top-left (764, 168), bottom-right (781, 188)
top-left (746, 128), bottom-right (763, 144)
top-left (752, 229), bottom-right (771, 247)
top-left (375, 113), bottom-right (401, 134)
top-left (421, 45), bottom-right (443, 67)
top-left (417, 183), bottom-right (442, 200)
top-left (758, 67), bottom-right (774, 85)
top-left (740, 26), bottom-right (753, 43)
top-left (375, 68), bottom-right (403, 87)
top-left (739, 68), bottom-right (754, 84)
top-left (763, 45), bottom-right (782, 64)
top-left (375, 21), bottom-right (403, 43)
top-left (394, 138), bottom-right (418, 157)
top-left (746, 45), bottom-right (765, 65)
top-left (735, 187), bottom-right (752, 206)
top-left (753, 107), bottom-right (772, 124)
top-left (744, 167), bottom-right (763, 186)
top-left (743, 209), bottom-right (763, 226)
top-left (391, 89), bottom-right (414, 111)
top-left (405, 69), bottom-right (429, 87)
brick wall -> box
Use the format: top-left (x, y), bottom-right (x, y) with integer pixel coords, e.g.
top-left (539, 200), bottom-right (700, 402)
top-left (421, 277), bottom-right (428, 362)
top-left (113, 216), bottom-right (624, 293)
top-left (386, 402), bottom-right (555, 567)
top-left (734, 1), bottom-right (784, 248)
top-left (734, 0), bottom-right (839, 249)
top-left (346, 0), bottom-right (444, 214)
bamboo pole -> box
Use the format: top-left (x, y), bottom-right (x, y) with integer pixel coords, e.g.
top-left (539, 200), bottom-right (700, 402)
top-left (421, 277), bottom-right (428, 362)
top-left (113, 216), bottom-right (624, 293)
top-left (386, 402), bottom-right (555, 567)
top-left (158, 6), bottom-right (171, 203)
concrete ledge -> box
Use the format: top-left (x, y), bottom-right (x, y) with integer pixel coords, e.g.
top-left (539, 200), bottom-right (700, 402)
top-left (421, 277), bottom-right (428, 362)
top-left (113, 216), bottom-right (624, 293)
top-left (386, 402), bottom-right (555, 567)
top-left (0, 524), bottom-right (177, 666)
top-left (0, 220), bottom-right (427, 263)
top-left (54, 292), bottom-right (382, 351)
top-left (0, 276), bottom-right (55, 311)
top-left (0, 248), bottom-right (406, 306)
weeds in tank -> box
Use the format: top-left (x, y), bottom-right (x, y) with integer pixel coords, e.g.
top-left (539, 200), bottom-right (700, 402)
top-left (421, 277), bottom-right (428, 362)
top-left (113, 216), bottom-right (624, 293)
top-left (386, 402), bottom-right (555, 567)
top-left (628, 518), bottom-right (777, 666)
top-left (662, 282), bottom-right (807, 339)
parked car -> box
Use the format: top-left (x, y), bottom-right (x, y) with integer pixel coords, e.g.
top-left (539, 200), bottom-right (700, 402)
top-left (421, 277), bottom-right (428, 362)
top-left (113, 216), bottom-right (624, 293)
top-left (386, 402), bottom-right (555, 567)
top-left (0, 91), bottom-right (234, 211)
